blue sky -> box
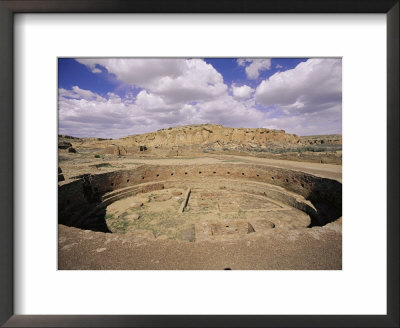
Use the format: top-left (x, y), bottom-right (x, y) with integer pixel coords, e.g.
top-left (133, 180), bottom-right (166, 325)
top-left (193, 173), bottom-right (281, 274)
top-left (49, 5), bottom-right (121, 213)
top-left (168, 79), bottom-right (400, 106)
top-left (58, 58), bottom-right (342, 139)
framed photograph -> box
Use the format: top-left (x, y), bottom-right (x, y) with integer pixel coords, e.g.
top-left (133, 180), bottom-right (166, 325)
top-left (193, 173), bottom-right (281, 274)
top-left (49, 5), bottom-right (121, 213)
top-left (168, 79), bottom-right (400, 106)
top-left (57, 56), bottom-right (343, 272)
top-left (1, 0), bottom-right (398, 327)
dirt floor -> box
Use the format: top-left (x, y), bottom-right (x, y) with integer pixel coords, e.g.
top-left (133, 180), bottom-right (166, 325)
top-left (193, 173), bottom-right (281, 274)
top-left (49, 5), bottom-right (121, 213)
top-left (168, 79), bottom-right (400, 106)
top-left (58, 150), bottom-right (342, 270)
top-left (58, 219), bottom-right (341, 270)
top-left (59, 151), bottom-right (342, 182)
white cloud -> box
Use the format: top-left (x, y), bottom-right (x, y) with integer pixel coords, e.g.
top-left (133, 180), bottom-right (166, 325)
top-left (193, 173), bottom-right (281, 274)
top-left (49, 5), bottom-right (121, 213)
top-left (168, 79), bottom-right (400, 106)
top-left (91, 67), bottom-right (102, 74)
top-left (276, 64), bottom-right (283, 69)
top-left (76, 58), bottom-right (227, 104)
top-left (253, 59), bottom-right (342, 135)
top-left (59, 58), bottom-right (341, 138)
top-left (135, 90), bottom-right (178, 113)
top-left (151, 59), bottom-right (227, 103)
top-left (231, 84), bottom-right (254, 99)
top-left (76, 58), bottom-right (183, 84)
top-left (58, 85), bottom-right (268, 138)
top-left (59, 87), bottom-right (145, 138)
top-left (237, 59), bottom-right (247, 67)
top-left (196, 95), bottom-right (264, 127)
top-left (59, 86), bottom-right (104, 101)
top-left (71, 86), bottom-right (102, 101)
top-left (263, 104), bottom-right (342, 136)
top-left (255, 59), bottom-right (342, 114)
top-left (237, 59), bottom-right (272, 79)
top-left (59, 86), bottom-right (202, 138)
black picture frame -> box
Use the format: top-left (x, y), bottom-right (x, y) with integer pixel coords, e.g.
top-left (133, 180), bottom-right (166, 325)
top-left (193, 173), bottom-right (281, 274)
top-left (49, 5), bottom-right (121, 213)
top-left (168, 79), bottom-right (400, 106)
top-left (0, 0), bottom-right (398, 327)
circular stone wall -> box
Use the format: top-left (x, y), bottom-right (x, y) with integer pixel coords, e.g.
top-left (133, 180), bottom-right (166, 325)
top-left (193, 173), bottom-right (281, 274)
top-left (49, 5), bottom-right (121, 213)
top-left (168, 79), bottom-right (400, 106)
top-left (58, 164), bottom-right (342, 240)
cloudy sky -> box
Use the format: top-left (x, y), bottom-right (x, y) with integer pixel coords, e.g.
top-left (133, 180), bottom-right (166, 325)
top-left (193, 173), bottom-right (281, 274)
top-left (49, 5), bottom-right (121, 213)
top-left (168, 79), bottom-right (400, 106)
top-left (58, 58), bottom-right (342, 139)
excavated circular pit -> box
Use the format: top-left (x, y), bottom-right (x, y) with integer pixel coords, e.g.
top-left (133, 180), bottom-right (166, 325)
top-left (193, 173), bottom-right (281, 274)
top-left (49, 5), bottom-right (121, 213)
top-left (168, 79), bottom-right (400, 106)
top-left (58, 164), bottom-right (342, 242)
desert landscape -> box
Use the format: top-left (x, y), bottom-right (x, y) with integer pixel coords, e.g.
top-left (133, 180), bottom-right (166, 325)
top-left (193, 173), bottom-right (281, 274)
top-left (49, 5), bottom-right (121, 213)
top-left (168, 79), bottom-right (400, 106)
top-left (58, 57), bottom-right (342, 269)
top-left (58, 124), bottom-right (342, 270)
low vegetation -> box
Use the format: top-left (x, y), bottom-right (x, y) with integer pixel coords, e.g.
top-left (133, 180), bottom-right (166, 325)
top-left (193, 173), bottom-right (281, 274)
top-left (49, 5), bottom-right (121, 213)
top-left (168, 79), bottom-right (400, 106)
top-left (250, 144), bottom-right (342, 154)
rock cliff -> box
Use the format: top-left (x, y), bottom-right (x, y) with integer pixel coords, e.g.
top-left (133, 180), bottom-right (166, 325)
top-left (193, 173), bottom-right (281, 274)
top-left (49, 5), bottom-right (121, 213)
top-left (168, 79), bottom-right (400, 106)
top-left (117, 124), bottom-right (300, 151)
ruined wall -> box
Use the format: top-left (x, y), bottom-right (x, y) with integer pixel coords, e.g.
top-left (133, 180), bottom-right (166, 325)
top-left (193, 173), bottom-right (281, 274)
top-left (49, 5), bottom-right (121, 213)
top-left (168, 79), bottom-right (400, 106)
top-left (58, 164), bottom-right (342, 230)
top-left (117, 124), bottom-right (300, 150)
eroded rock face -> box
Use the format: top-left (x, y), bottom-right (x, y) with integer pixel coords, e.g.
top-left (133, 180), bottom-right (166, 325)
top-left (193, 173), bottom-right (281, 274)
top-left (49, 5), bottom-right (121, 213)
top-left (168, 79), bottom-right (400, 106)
top-left (102, 145), bottom-right (127, 156)
top-left (59, 125), bottom-right (341, 161)
top-left (59, 141), bottom-right (72, 149)
top-left (58, 167), bottom-right (65, 181)
top-left (116, 124), bottom-right (300, 151)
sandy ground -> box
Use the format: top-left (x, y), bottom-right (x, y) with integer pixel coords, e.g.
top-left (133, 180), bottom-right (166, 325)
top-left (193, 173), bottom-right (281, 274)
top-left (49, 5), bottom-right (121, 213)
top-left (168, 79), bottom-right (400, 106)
top-left (58, 152), bottom-right (342, 270)
top-left (59, 152), bottom-right (342, 182)
top-left (59, 219), bottom-right (341, 270)
top-left (213, 155), bottom-right (342, 182)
